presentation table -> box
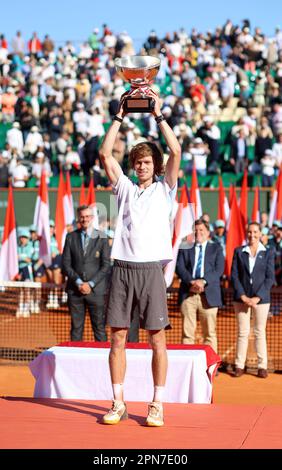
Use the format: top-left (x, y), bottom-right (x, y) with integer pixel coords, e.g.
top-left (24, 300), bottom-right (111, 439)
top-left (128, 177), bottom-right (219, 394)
top-left (29, 342), bottom-right (220, 404)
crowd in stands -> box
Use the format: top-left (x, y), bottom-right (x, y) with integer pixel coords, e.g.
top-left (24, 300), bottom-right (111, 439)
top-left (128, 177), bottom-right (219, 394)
top-left (1, 20), bottom-right (282, 188)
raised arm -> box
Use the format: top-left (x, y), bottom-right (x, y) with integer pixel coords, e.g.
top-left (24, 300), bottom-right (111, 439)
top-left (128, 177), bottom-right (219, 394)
top-left (99, 99), bottom-right (126, 186)
top-left (148, 89), bottom-right (181, 188)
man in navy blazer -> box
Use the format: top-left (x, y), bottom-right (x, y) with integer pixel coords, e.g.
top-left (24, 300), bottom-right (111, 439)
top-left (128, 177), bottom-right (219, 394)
top-left (231, 222), bottom-right (275, 378)
top-left (176, 218), bottom-right (224, 352)
top-left (62, 205), bottom-right (111, 341)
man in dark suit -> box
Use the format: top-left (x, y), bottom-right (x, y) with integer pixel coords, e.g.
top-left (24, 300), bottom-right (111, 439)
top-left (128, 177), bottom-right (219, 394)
top-left (230, 128), bottom-right (248, 174)
top-left (176, 218), bottom-right (225, 352)
top-left (62, 205), bottom-right (111, 341)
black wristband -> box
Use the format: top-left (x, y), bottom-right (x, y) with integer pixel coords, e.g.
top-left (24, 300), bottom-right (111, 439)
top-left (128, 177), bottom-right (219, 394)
top-left (113, 115), bottom-right (123, 123)
top-left (155, 114), bottom-right (165, 124)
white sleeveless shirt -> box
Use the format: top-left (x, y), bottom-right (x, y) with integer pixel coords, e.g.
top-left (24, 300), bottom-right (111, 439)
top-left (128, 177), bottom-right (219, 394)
top-left (111, 173), bottom-right (176, 265)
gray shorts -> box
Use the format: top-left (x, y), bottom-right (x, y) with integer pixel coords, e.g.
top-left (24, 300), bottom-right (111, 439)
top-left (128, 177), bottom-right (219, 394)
top-left (106, 260), bottom-right (171, 331)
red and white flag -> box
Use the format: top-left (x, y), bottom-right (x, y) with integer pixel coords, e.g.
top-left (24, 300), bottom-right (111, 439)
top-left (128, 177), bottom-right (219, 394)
top-left (190, 164), bottom-right (202, 219)
top-left (251, 186), bottom-right (261, 223)
top-left (63, 171), bottom-right (75, 225)
top-left (225, 189), bottom-right (246, 277)
top-left (226, 185), bottom-right (235, 231)
top-left (269, 167), bottom-right (282, 227)
top-left (87, 176), bottom-right (99, 230)
top-left (0, 185), bottom-right (18, 280)
top-left (33, 171), bottom-right (52, 267)
top-left (55, 171), bottom-right (67, 253)
top-left (79, 181), bottom-right (87, 206)
top-left (217, 176), bottom-right (230, 223)
top-left (239, 169), bottom-right (248, 228)
top-left (164, 185), bottom-right (195, 287)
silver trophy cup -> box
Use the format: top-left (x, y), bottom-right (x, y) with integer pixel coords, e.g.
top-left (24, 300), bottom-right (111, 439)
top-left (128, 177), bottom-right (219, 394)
top-left (115, 55), bottom-right (160, 113)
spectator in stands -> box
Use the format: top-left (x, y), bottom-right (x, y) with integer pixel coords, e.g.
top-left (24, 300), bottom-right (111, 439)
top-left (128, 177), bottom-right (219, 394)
top-left (260, 149), bottom-right (276, 187)
top-left (261, 227), bottom-right (271, 248)
top-left (48, 105), bottom-right (65, 143)
top-left (196, 116), bottom-right (220, 172)
top-left (189, 137), bottom-right (209, 176)
top-left (231, 222), bottom-right (275, 378)
top-left (272, 132), bottom-right (282, 170)
top-left (25, 83), bottom-right (43, 121)
top-left (92, 158), bottom-right (103, 187)
top-left (10, 158), bottom-right (29, 188)
top-left (1, 87), bottom-right (17, 122)
top-left (55, 130), bottom-right (70, 169)
top-left (42, 34), bottom-right (55, 58)
top-left (253, 73), bottom-right (266, 107)
top-left (219, 70), bottom-right (236, 106)
top-left (6, 122), bottom-right (24, 156)
top-left (88, 28), bottom-right (100, 52)
top-left (12, 30), bottom-right (25, 57)
top-left (255, 116), bottom-right (273, 163)
top-left (238, 80), bottom-right (252, 108)
top-left (31, 151), bottom-right (52, 186)
top-left (42, 133), bottom-right (52, 162)
top-left (176, 219), bottom-right (224, 353)
top-left (84, 133), bottom-right (100, 176)
top-left (29, 225), bottom-right (45, 313)
top-left (18, 102), bottom-right (36, 142)
top-left (173, 122), bottom-right (193, 152)
top-left (28, 32), bottom-right (42, 57)
top-left (62, 205), bottom-right (111, 341)
top-left (0, 152), bottom-right (9, 187)
top-left (271, 103), bottom-right (282, 138)
top-left (76, 75), bottom-right (91, 103)
top-left (87, 108), bottom-right (105, 139)
top-left (24, 125), bottom-right (43, 158)
top-left (144, 30), bottom-right (160, 53)
top-left (269, 220), bottom-right (280, 239)
top-left (64, 144), bottom-right (81, 174)
top-left (181, 61), bottom-right (197, 95)
top-left (16, 229), bottom-right (34, 317)
top-left (268, 221), bottom-right (282, 286)
top-left (29, 225), bottom-right (45, 282)
top-left (212, 219), bottom-right (226, 257)
top-left (73, 102), bottom-right (88, 136)
top-left (0, 40), bottom-right (9, 76)
top-left (230, 128), bottom-right (248, 174)
top-left (260, 211), bottom-right (269, 229)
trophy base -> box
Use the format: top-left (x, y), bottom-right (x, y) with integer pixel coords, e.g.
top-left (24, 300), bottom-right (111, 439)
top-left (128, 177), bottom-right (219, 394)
top-left (124, 97), bottom-right (155, 113)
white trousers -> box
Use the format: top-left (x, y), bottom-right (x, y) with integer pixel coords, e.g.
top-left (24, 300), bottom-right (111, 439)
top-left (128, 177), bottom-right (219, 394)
top-left (234, 302), bottom-right (270, 370)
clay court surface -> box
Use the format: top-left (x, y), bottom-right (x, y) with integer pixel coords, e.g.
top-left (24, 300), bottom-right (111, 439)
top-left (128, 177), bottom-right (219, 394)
top-left (1, 366), bottom-right (282, 449)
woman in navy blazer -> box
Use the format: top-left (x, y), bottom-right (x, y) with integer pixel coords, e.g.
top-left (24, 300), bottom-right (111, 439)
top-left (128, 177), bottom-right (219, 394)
top-left (231, 222), bottom-right (275, 378)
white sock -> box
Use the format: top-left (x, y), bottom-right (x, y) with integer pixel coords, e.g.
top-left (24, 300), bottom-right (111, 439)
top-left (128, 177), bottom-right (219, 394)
top-left (153, 386), bottom-right (165, 403)
top-left (112, 383), bottom-right (123, 401)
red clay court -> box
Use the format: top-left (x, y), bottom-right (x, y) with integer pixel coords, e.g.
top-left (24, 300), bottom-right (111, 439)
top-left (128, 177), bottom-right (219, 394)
top-left (1, 397), bottom-right (282, 449)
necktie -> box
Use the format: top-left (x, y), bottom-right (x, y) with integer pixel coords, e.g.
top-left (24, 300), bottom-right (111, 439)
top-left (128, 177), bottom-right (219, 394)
top-left (83, 232), bottom-right (89, 255)
top-left (195, 244), bottom-right (203, 279)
